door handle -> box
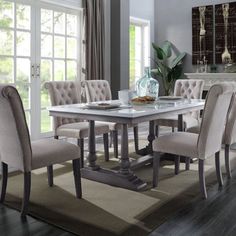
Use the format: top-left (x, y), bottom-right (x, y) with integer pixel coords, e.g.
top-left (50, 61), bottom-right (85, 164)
top-left (36, 64), bottom-right (40, 78)
top-left (31, 64), bottom-right (35, 78)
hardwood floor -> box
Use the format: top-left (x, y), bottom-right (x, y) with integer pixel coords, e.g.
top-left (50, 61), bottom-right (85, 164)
top-left (149, 169), bottom-right (236, 236)
top-left (0, 204), bottom-right (76, 236)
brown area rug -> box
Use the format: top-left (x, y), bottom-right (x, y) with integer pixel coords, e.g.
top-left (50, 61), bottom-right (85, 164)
top-left (4, 140), bottom-right (236, 236)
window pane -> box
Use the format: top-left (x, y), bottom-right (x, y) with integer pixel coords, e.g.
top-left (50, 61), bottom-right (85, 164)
top-left (16, 82), bottom-right (30, 109)
top-left (16, 58), bottom-right (30, 83)
top-left (54, 11), bottom-right (65, 34)
top-left (41, 86), bottom-right (50, 108)
top-left (41, 59), bottom-right (52, 83)
top-left (0, 57), bottom-right (14, 83)
top-left (67, 38), bottom-right (77, 59)
top-left (41, 109), bottom-right (51, 133)
top-left (41, 9), bottom-right (53, 33)
top-left (129, 22), bottom-right (150, 90)
top-left (0, 29), bottom-right (14, 55)
top-left (67, 14), bottom-right (77, 36)
top-left (16, 4), bottom-right (30, 30)
top-left (41, 34), bottom-right (52, 57)
top-left (54, 36), bottom-right (65, 58)
top-left (67, 61), bottom-right (77, 80)
top-left (0, 0), bottom-right (14, 28)
top-left (144, 26), bottom-right (150, 67)
top-left (54, 60), bottom-right (65, 81)
top-left (17, 31), bottom-right (30, 56)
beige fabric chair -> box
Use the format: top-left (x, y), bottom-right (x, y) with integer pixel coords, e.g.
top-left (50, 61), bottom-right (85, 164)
top-left (0, 85), bottom-right (82, 217)
top-left (45, 81), bottom-right (110, 170)
top-left (152, 83), bottom-right (234, 199)
top-left (84, 80), bottom-right (139, 158)
top-left (155, 79), bottom-right (205, 134)
top-left (188, 93), bottom-right (236, 179)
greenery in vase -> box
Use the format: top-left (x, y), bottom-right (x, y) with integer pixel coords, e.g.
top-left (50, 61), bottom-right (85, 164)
top-left (151, 41), bottom-right (186, 95)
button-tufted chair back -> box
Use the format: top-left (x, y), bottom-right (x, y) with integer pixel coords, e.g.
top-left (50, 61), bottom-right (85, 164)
top-left (174, 79), bottom-right (204, 119)
top-left (0, 85), bottom-right (32, 172)
top-left (45, 81), bottom-right (82, 130)
top-left (197, 83), bottom-right (234, 159)
top-left (85, 80), bottom-right (112, 102)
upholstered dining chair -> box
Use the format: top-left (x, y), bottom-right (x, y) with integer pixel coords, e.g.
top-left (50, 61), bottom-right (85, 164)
top-left (155, 79), bottom-right (205, 135)
top-left (152, 83), bottom-right (234, 199)
top-left (0, 85), bottom-right (82, 217)
top-left (84, 80), bottom-right (139, 158)
top-left (45, 81), bottom-right (110, 170)
top-left (187, 93), bottom-right (236, 180)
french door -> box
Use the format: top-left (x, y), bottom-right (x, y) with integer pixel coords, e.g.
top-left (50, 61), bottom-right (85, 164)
top-left (0, 0), bottom-right (82, 140)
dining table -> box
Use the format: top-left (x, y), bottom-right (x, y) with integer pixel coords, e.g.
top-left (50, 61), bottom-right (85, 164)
top-left (48, 98), bottom-right (205, 191)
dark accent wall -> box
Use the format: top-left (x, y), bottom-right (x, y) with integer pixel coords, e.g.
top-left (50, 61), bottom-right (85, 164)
top-left (110, 0), bottom-right (130, 98)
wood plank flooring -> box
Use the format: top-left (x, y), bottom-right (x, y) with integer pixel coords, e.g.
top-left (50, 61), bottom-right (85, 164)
top-left (0, 204), bottom-right (76, 236)
top-left (149, 170), bottom-right (236, 236)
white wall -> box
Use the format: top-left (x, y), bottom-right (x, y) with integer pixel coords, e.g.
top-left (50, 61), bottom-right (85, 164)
top-left (155, 0), bottom-right (236, 72)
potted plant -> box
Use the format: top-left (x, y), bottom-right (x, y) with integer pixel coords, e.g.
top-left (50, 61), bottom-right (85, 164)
top-left (151, 41), bottom-right (186, 95)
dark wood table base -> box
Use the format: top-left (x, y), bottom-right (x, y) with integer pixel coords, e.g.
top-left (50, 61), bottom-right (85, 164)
top-left (81, 167), bottom-right (147, 191)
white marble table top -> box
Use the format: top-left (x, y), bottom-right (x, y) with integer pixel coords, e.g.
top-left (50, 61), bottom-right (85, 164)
top-left (48, 99), bottom-right (205, 124)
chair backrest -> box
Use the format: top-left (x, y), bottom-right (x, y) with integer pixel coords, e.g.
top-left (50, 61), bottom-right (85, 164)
top-left (224, 93), bottom-right (236, 145)
top-left (45, 81), bottom-right (82, 129)
top-left (174, 79), bottom-right (205, 119)
top-left (197, 83), bottom-right (234, 159)
top-left (0, 85), bottom-right (32, 172)
top-left (85, 80), bottom-right (112, 102)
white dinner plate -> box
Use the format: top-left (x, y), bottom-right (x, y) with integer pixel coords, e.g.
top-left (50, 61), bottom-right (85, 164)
top-left (158, 96), bottom-right (183, 101)
top-left (85, 102), bottom-right (121, 110)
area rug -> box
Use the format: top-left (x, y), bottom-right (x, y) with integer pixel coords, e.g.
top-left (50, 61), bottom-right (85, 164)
top-left (4, 139), bottom-right (236, 236)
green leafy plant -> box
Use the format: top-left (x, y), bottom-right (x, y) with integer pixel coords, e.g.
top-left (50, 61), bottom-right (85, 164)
top-left (151, 41), bottom-right (186, 95)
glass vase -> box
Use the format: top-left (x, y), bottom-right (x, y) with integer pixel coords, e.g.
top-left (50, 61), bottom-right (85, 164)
top-left (136, 67), bottom-right (159, 99)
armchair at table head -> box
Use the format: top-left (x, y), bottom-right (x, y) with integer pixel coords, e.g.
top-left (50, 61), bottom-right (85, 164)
top-left (0, 85), bottom-right (82, 217)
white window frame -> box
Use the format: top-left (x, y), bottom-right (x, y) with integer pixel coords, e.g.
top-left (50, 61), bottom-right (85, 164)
top-left (0, 0), bottom-right (83, 140)
top-left (36, 1), bottom-right (83, 139)
top-left (129, 17), bottom-right (150, 89)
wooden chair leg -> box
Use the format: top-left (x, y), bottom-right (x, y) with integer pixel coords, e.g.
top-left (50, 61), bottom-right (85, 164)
top-left (215, 151), bottom-right (223, 187)
top-left (77, 139), bottom-right (84, 168)
top-left (133, 126), bottom-right (139, 153)
top-left (0, 162), bottom-right (8, 203)
top-left (153, 152), bottom-right (161, 187)
top-left (175, 155), bottom-right (180, 175)
top-left (103, 133), bottom-right (109, 162)
top-left (155, 125), bottom-right (159, 137)
top-left (185, 157), bottom-right (191, 171)
top-left (46, 135), bottom-right (58, 186)
top-left (113, 130), bottom-right (118, 158)
top-left (21, 172), bottom-right (31, 218)
top-left (225, 144), bottom-right (232, 179)
top-left (199, 159), bottom-right (207, 199)
top-left (72, 159), bottom-right (82, 199)
top-left (47, 165), bottom-right (53, 187)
